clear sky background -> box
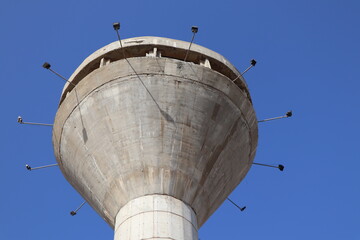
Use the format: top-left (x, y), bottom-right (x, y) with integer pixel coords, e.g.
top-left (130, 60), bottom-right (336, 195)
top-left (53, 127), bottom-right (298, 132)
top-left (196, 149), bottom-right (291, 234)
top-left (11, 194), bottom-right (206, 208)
top-left (1, 0), bottom-right (359, 239)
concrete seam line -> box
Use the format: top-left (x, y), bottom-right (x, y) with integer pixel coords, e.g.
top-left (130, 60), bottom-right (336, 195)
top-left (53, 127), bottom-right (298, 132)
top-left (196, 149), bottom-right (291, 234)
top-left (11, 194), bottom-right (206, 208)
top-left (115, 210), bottom-right (198, 233)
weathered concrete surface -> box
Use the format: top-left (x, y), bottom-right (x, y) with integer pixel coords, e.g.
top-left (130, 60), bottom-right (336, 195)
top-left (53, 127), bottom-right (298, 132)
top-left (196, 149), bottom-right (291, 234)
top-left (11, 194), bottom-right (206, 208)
top-left (114, 195), bottom-right (198, 240)
top-left (59, 36), bottom-right (250, 104)
top-left (52, 37), bottom-right (258, 233)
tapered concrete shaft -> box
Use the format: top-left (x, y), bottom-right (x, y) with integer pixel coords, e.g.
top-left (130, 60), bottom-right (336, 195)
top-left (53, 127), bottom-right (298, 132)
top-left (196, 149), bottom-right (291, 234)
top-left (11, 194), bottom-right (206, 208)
top-left (114, 195), bottom-right (197, 240)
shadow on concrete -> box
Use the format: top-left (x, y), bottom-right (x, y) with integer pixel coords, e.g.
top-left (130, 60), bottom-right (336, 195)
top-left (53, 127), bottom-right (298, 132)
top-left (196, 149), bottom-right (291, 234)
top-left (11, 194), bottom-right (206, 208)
top-left (82, 127), bottom-right (88, 143)
top-left (160, 109), bottom-right (175, 123)
top-left (155, 57), bottom-right (165, 73)
top-left (125, 58), bottom-right (175, 124)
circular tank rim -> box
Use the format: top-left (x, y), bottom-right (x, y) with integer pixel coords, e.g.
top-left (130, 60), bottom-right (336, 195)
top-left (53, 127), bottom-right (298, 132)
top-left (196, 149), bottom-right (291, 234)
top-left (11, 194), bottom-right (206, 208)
top-left (61, 36), bottom-right (249, 100)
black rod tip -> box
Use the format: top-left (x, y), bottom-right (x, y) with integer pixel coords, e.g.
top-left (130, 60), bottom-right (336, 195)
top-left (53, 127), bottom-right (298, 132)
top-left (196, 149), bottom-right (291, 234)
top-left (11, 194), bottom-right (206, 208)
top-left (191, 26), bottom-right (198, 33)
top-left (286, 111), bottom-right (293, 117)
top-left (17, 116), bottom-right (23, 123)
top-left (25, 164), bottom-right (31, 171)
top-left (113, 22), bottom-right (120, 30)
top-left (278, 164), bottom-right (285, 171)
top-left (250, 59), bottom-right (257, 66)
top-left (70, 211), bottom-right (77, 216)
top-left (240, 206), bottom-right (246, 211)
top-left (42, 62), bottom-right (51, 69)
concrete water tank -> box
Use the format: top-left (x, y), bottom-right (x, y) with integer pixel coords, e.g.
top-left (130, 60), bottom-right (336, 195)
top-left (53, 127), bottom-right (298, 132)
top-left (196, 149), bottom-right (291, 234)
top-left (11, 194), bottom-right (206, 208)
top-left (52, 36), bottom-right (258, 240)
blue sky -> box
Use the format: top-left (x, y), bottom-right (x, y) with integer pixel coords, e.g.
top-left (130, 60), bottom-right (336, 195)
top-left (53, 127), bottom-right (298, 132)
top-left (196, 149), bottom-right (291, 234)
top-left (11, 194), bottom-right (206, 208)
top-left (1, 0), bottom-right (359, 239)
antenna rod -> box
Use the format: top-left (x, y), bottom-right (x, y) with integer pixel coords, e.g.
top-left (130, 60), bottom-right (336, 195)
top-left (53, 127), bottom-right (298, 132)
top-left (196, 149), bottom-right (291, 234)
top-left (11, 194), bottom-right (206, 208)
top-left (43, 62), bottom-right (86, 141)
top-left (184, 26), bottom-right (198, 62)
top-left (233, 59), bottom-right (257, 82)
top-left (112, 22), bottom-right (165, 114)
top-left (242, 59), bottom-right (257, 75)
top-left (258, 111), bottom-right (293, 123)
top-left (42, 62), bottom-right (75, 86)
top-left (70, 201), bottom-right (87, 216)
top-left (113, 22), bottom-right (126, 60)
top-left (227, 197), bottom-right (246, 211)
top-left (25, 163), bottom-right (58, 171)
top-left (17, 116), bottom-right (52, 126)
top-left (253, 162), bottom-right (284, 171)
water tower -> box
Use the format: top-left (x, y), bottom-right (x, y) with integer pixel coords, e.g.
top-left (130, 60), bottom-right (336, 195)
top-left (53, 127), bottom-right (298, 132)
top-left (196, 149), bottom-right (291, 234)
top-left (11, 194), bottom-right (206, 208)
top-left (52, 30), bottom-right (258, 240)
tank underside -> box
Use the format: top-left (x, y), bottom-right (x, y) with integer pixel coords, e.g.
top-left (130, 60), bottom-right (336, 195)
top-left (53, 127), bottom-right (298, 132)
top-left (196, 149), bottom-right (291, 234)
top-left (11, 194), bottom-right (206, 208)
top-left (53, 41), bottom-right (258, 228)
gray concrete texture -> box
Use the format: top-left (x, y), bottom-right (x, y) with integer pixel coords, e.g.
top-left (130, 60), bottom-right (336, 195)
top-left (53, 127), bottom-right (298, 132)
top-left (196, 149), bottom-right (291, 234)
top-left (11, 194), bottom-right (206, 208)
top-left (115, 195), bottom-right (198, 240)
top-left (52, 36), bottom-right (258, 229)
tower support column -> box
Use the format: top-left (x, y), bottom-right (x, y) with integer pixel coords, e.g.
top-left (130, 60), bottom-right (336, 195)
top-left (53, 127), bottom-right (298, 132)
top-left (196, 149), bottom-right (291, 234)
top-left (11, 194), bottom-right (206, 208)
top-left (114, 195), bottom-right (198, 240)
